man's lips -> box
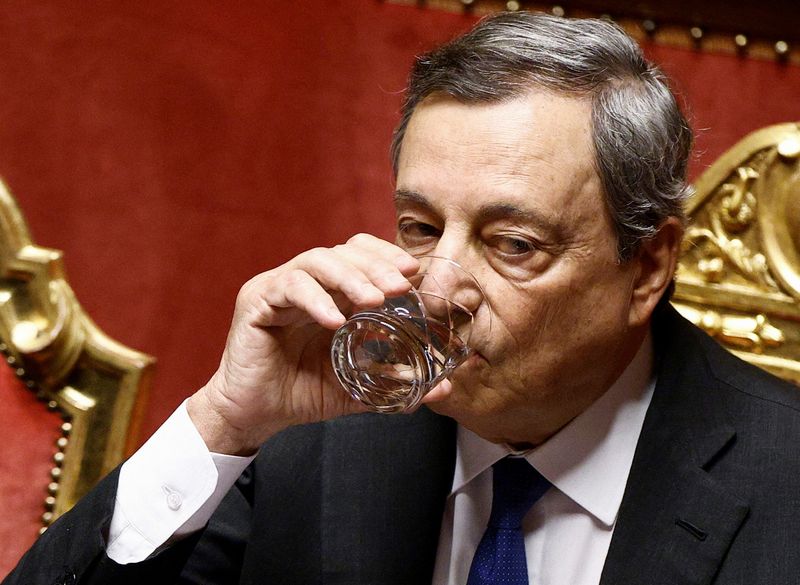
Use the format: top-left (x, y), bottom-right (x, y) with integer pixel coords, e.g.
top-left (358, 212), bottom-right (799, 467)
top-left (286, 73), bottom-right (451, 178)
top-left (462, 349), bottom-right (489, 368)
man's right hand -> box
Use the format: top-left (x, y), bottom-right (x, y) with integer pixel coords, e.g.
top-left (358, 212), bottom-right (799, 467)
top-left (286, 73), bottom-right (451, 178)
top-left (186, 234), bottom-right (419, 455)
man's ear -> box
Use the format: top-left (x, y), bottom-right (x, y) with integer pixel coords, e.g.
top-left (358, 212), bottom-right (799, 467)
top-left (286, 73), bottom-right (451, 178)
top-left (628, 217), bottom-right (684, 327)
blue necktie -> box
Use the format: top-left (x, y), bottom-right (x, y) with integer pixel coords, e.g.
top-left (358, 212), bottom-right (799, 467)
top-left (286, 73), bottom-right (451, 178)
top-left (466, 457), bottom-right (551, 585)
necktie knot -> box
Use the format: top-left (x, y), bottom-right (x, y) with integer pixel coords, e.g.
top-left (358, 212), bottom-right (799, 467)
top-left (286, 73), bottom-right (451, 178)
top-left (488, 457), bottom-right (551, 530)
top-left (467, 456), bottom-right (551, 585)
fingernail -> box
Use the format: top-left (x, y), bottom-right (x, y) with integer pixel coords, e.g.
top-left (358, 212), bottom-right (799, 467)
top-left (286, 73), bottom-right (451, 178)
top-left (397, 254), bottom-right (419, 270)
top-left (386, 273), bottom-right (409, 287)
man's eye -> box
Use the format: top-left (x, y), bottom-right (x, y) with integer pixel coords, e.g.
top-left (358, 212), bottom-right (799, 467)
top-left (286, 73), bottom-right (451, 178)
top-left (494, 236), bottom-right (536, 256)
top-left (398, 221), bottom-right (440, 241)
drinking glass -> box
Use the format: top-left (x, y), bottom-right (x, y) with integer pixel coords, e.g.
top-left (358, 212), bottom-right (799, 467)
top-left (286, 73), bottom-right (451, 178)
top-left (330, 256), bottom-right (489, 413)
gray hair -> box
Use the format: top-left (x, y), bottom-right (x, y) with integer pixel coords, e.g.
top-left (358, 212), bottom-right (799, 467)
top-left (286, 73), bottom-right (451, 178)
top-left (390, 12), bottom-right (693, 262)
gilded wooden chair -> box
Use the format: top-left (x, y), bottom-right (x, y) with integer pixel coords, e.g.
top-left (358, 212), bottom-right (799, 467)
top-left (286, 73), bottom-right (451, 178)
top-left (673, 122), bottom-right (800, 385)
top-left (0, 181), bottom-right (154, 574)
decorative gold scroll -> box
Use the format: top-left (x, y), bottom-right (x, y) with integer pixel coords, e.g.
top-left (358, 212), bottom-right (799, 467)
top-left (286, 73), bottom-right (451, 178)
top-left (673, 123), bottom-right (800, 386)
top-left (0, 180), bottom-right (154, 526)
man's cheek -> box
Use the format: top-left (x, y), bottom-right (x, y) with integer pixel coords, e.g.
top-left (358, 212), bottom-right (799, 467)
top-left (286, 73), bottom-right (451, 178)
top-left (510, 294), bottom-right (567, 351)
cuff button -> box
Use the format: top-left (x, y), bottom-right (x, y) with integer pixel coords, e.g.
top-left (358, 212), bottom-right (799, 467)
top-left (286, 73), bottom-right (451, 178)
top-left (162, 485), bottom-right (183, 510)
top-left (167, 492), bottom-right (182, 510)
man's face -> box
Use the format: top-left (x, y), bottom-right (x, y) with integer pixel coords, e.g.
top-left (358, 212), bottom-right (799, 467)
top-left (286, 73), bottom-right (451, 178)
top-left (394, 91), bottom-right (645, 445)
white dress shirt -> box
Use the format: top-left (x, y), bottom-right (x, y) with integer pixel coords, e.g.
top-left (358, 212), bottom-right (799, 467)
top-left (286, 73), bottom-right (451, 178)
top-left (106, 403), bottom-right (256, 563)
top-left (432, 334), bottom-right (655, 584)
top-left (108, 334), bottom-right (654, 584)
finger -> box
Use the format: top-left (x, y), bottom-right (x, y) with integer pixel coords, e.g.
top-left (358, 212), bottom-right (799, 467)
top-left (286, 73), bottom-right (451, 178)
top-left (333, 245), bottom-right (417, 297)
top-left (267, 268), bottom-right (349, 329)
top-left (237, 270), bottom-right (345, 329)
top-left (341, 233), bottom-right (420, 276)
top-left (251, 305), bottom-right (330, 328)
top-left (420, 378), bottom-right (453, 404)
top-left (288, 248), bottom-right (392, 306)
top-left (242, 237), bottom-right (419, 330)
top-left (267, 249), bottom-right (404, 327)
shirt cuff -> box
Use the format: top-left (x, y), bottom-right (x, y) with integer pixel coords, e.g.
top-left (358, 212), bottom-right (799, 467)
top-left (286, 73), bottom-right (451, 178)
top-left (106, 399), bottom-right (256, 564)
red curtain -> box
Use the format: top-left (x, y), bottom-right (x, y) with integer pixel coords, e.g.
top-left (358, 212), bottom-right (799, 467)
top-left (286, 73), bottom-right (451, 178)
top-left (0, 1), bottom-right (798, 447)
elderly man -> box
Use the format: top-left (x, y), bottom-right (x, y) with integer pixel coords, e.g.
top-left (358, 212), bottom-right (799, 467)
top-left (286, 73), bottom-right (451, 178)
top-left (7, 11), bottom-right (800, 585)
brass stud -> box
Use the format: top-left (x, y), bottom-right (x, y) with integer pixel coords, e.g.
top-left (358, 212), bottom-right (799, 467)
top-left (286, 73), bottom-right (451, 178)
top-left (0, 343), bottom-right (6, 352)
top-left (61, 422), bottom-right (72, 435)
top-left (6, 355), bottom-right (16, 365)
top-left (48, 481), bottom-right (60, 495)
top-left (42, 511), bottom-right (54, 524)
top-left (44, 496), bottom-right (56, 509)
top-left (642, 20), bottom-right (657, 35)
top-left (15, 367), bottom-right (24, 377)
top-left (53, 452), bottom-right (65, 465)
top-left (775, 40), bottom-right (789, 57)
top-left (690, 27), bottom-right (704, 41)
top-left (39, 526), bottom-right (48, 536)
top-left (551, 5), bottom-right (565, 17)
top-left (57, 437), bottom-right (68, 449)
top-left (734, 34), bottom-right (748, 49)
top-left (50, 467), bottom-right (62, 480)
top-left (47, 400), bottom-right (58, 411)
top-left (461, 0), bottom-right (475, 5)
top-left (506, 0), bottom-right (520, 10)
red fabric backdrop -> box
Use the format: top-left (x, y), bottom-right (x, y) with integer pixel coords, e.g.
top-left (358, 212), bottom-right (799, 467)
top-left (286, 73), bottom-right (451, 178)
top-left (0, 1), bottom-right (798, 452)
top-left (0, 362), bottom-right (62, 569)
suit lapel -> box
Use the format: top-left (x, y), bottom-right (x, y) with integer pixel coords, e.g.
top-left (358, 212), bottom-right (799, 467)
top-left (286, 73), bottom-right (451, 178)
top-left (320, 408), bottom-right (456, 585)
top-left (600, 308), bottom-right (750, 585)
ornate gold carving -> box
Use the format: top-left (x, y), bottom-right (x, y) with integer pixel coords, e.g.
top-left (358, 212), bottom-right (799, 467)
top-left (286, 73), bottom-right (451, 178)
top-left (0, 180), bottom-right (154, 524)
top-left (718, 167), bottom-right (757, 233)
top-left (683, 159), bottom-right (777, 290)
top-left (675, 122), bottom-right (800, 387)
top-left (675, 305), bottom-right (785, 354)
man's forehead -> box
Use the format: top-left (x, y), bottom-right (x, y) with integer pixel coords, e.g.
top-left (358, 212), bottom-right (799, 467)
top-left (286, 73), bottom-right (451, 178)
top-left (396, 93), bottom-right (600, 213)
top-left (400, 91), bottom-right (595, 168)
top-left (395, 187), bottom-right (540, 216)
top-left (412, 89), bottom-right (592, 125)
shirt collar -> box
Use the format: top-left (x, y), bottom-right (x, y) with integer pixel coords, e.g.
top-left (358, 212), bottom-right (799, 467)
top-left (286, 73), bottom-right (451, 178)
top-left (451, 332), bottom-right (655, 528)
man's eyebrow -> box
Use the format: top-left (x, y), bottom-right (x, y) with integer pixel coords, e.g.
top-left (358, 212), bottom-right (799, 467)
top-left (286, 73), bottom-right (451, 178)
top-left (393, 188), bottom-right (431, 208)
top-left (481, 201), bottom-right (563, 235)
top-left (476, 202), bottom-right (539, 222)
top-left (394, 189), bottom-right (559, 235)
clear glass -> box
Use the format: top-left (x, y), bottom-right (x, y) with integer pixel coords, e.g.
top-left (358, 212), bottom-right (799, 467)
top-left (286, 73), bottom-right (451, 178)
top-left (330, 256), bottom-right (489, 413)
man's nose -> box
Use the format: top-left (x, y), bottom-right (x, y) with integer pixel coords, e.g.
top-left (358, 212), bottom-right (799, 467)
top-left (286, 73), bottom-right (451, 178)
top-left (416, 256), bottom-right (484, 320)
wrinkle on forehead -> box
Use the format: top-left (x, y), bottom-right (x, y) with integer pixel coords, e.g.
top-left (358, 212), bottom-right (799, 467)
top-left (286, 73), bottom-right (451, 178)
top-left (400, 92), bottom-right (598, 190)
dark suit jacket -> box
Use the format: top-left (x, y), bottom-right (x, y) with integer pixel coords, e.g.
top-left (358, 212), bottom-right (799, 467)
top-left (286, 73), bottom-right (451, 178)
top-left (6, 306), bottom-right (800, 585)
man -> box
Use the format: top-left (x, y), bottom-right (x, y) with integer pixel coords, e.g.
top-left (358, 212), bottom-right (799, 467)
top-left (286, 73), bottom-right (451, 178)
top-left (6, 11), bottom-right (800, 585)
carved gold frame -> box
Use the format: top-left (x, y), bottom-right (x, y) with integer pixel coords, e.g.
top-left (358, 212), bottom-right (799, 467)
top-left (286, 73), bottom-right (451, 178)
top-left (0, 180), bottom-right (154, 527)
top-left (673, 123), bottom-right (800, 385)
